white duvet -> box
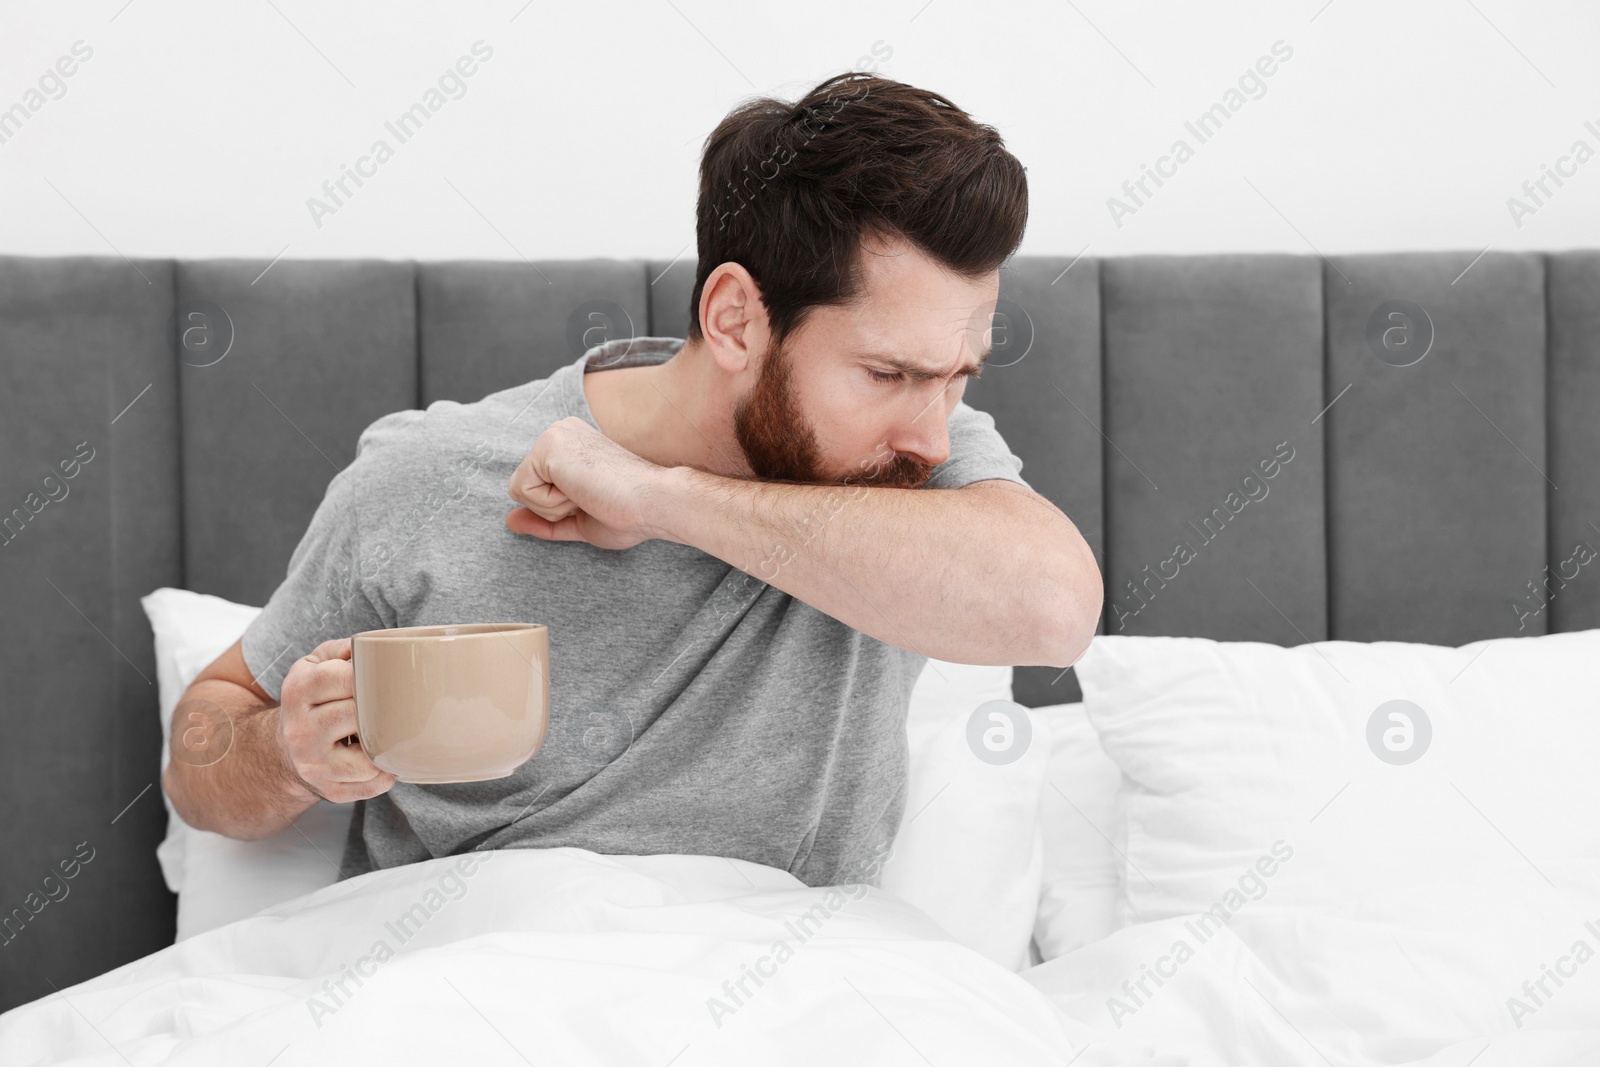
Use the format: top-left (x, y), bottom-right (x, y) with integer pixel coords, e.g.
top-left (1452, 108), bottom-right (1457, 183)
top-left (1029, 912), bottom-right (1600, 1067)
top-left (6, 848), bottom-right (1600, 1067)
top-left (0, 848), bottom-right (1083, 1066)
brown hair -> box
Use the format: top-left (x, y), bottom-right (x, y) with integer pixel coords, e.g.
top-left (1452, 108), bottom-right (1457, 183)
top-left (688, 72), bottom-right (1028, 347)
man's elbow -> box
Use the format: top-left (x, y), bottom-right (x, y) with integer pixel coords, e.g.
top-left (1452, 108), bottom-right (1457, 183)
top-left (161, 761), bottom-right (208, 833)
top-left (1038, 606), bottom-right (1098, 670)
top-left (1036, 555), bottom-right (1102, 669)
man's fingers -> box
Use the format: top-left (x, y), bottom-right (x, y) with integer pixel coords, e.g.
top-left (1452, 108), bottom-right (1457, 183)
top-left (309, 699), bottom-right (387, 786)
top-left (511, 477), bottom-right (575, 521)
top-left (306, 637), bottom-right (352, 663)
top-left (325, 736), bottom-right (391, 785)
top-left (341, 770), bottom-right (399, 802)
top-left (317, 768), bottom-right (398, 804)
top-left (309, 697), bottom-right (361, 748)
top-left (295, 657), bottom-right (355, 708)
top-left (514, 494), bottom-right (580, 523)
top-left (516, 503), bottom-right (578, 527)
top-left (515, 478), bottom-right (568, 507)
top-left (506, 507), bottom-right (588, 541)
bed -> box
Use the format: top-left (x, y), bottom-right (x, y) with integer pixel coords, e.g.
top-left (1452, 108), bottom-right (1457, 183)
top-left (2, 249), bottom-right (1598, 1064)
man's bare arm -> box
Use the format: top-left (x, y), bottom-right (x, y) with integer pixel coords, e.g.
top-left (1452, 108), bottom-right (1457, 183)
top-left (645, 471), bottom-right (1102, 667)
top-left (161, 641), bottom-right (317, 839)
top-left (162, 638), bottom-right (396, 841)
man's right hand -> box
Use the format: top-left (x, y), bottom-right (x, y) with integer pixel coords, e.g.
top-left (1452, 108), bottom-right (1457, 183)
top-left (277, 637), bottom-right (398, 804)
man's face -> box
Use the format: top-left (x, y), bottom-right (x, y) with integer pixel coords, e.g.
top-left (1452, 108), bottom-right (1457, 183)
top-left (731, 232), bottom-right (998, 490)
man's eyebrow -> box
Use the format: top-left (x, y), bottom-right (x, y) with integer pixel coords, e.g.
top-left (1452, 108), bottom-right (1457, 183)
top-left (859, 348), bottom-right (989, 380)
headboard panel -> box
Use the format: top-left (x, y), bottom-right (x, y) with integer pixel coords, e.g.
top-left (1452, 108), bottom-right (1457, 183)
top-left (177, 259), bottom-right (418, 607)
top-left (419, 259), bottom-right (650, 408)
top-left (2, 249), bottom-right (1596, 1008)
top-left (1325, 252), bottom-right (1550, 644)
top-left (1548, 252), bottom-right (1600, 634)
top-left (1098, 254), bottom-right (1327, 648)
top-left (0, 256), bottom-right (181, 1000)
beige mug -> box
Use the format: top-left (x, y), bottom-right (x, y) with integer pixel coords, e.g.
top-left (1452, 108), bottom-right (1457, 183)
top-left (350, 623), bottom-right (550, 784)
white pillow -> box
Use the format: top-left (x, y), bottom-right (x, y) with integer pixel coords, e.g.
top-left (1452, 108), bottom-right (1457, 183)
top-left (1031, 701), bottom-right (1124, 960)
top-left (1071, 631), bottom-right (1600, 1056)
top-left (880, 659), bottom-right (1052, 973)
top-left (144, 589), bottom-right (1042, 956)
top-left (141, 587), bottom-right (352, 941)
top-left (1074, 631), bottom-right (1600, 923)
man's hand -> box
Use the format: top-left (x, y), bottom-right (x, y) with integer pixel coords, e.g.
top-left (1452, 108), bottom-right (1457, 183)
top-left (504, 416), bottom-right (674, 550)
top-left (278, 638), bottom-right (398, 804)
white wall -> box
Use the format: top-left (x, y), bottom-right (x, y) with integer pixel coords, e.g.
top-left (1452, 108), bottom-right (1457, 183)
top-left (2, 0), bottom-right (1596, 265)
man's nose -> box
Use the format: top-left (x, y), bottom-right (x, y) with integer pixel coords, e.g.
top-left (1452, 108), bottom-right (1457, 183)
top-left (891, 402), bottom-right (952, 470)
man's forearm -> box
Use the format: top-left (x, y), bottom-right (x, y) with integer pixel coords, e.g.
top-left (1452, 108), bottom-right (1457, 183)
top-left (647, 468), bottom-right (1101, 667)
top-left (162, 680), bottom-right (317, 840)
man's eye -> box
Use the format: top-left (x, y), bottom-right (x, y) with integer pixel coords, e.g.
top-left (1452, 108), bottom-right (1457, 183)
top-left (867, 368), bottom-right (902, 383)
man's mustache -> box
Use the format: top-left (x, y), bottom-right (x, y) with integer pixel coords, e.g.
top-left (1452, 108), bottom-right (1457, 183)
top-left (848, 452), bottom-right (932, 490)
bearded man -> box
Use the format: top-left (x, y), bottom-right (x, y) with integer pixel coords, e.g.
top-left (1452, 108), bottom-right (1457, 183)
top-left (164, 72), bottom-right (1101, 888)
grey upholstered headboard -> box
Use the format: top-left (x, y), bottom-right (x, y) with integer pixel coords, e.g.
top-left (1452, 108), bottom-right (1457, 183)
top-left (2, 249), bottom-right (1597, 1009)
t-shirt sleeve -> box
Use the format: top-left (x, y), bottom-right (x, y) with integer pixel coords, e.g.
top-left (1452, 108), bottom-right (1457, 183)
top-left (921, 400), bottom-right (1032, 492)
top-left (238, 412), bottom-right (417, 703)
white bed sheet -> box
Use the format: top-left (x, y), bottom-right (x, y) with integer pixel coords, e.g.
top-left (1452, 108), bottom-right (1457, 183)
top-left (7, 846), bottom-right (1599, 1067)
top-left (1025, 911), bottom-right (1600, 1067)
top-left (0, 848), bottom-right (1082, 1067)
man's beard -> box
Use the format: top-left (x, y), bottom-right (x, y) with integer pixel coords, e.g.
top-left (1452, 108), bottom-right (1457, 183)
top-left (731, 336), bottom-right (935, 490)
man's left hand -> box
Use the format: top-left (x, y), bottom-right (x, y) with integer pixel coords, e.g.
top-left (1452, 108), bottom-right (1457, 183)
top-left (504, 416), bottom-right (673, 550)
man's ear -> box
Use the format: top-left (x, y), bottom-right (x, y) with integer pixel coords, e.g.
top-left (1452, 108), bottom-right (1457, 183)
top-left (699, 262), bottom-right (769, 376)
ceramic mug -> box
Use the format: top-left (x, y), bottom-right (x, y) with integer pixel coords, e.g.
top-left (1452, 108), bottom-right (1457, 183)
top-left (349, 622), bottom-right (550, 784)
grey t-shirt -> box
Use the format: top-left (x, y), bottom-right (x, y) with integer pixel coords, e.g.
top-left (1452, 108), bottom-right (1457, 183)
top-left (240, 336), bottom-right (1031, 888)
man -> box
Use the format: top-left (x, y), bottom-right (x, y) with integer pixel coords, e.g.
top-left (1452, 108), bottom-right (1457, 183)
top-left (162, 71), bottom-right (1101, 889)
